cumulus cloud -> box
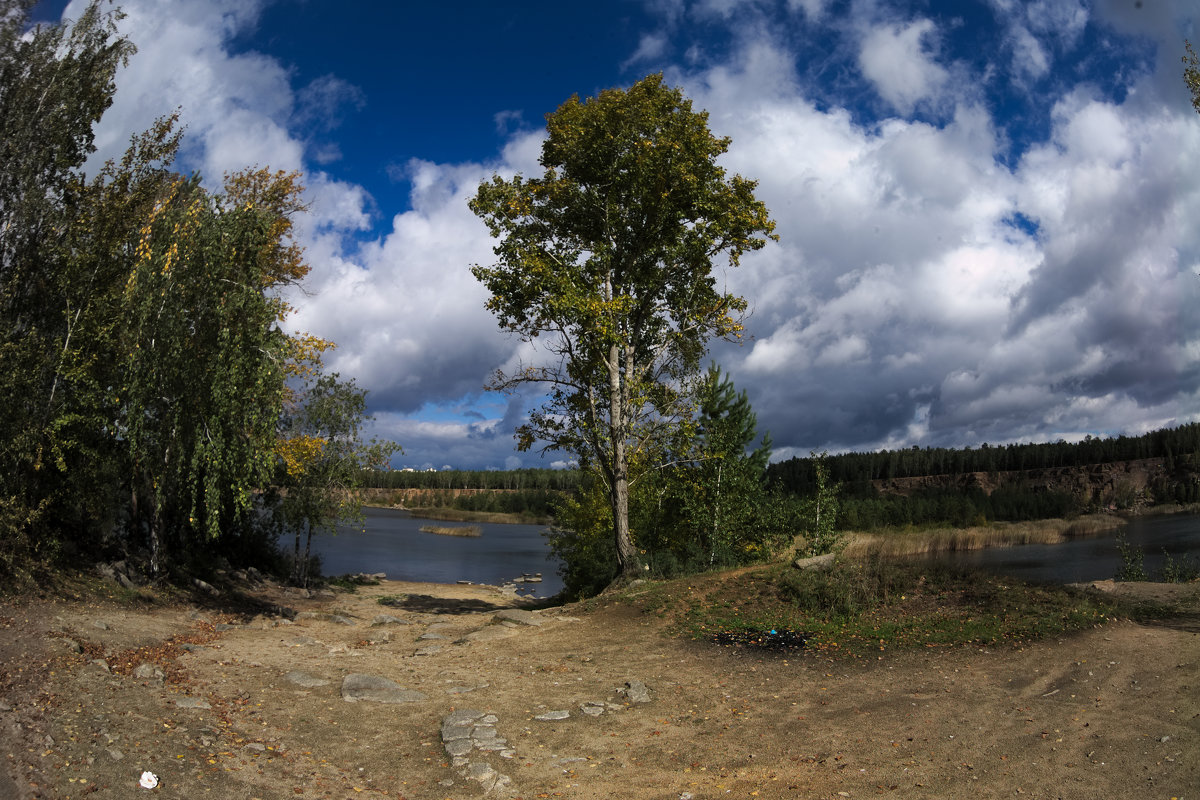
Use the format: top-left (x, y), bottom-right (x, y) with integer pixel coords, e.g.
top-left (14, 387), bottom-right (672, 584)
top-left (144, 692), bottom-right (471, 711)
top-left (62, 0), bottom-right (1200, 469)
top-left (857, 18), bottom-right (950, 114)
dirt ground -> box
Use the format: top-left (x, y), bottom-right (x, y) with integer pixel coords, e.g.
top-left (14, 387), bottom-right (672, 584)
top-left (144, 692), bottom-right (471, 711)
top-left (1, 574), bottom-right (1196, 800)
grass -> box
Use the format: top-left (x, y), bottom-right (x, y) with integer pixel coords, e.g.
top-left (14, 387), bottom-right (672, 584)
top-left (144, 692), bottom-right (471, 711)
top-left (618, 556), bottom-right (1149, 660)
top-left (419, 523), bottom-right (482, 537)
top-left (840, 515), bottom-right (1122, 559)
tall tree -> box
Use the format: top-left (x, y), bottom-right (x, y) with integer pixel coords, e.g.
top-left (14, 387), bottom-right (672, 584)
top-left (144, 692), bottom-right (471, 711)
top-left (686, 363), bottom-right (772, 565)
top-left (470, 74), bottom-right (776, 580)
top-left (277, 371), bottom-right (400, 586)
top-left (0, 0), bottom-right (134, 573)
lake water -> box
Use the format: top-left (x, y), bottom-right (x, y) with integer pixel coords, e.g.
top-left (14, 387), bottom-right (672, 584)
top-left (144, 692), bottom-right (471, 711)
top-left (933, 512), bottom-right (1200, 583)
top-left (309, 507), bottom-right (563, 597)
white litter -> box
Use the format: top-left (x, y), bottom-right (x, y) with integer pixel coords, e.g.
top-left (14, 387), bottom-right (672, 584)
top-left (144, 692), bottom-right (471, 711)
top-left (139, 771), bottom-right (159, 789)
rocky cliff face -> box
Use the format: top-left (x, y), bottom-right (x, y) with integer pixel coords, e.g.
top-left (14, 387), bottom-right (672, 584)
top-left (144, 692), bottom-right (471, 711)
top-left (871, 458), bottom-right (1171, 509)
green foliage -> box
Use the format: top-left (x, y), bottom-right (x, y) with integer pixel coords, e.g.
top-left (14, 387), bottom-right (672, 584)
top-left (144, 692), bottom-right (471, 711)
top-left (775, 555), bottom-right (907, 618)
top-left (0, 1), bottom-right (136, 576)
top-left (1160, 549), bottom-right (1200, 583)
top-left (1114, 533), bottom-right (1148, 582)
top-left (546, 473), bottom-right (621, 600)
top-left (662, 560), bottom-right (1123, 659)
top-left (797, 451), bottom-right (842, 556)
top-left (471, 74), bottom-right (776, 579)
top-left (277, 373), bottom-right (400, 585)
top-left (0, 2), bottom-right (394, 583)
top-left (1185, 41), bottom-right (1200, 116)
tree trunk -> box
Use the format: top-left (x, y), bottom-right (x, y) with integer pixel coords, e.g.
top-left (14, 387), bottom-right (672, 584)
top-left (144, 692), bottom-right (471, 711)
top-left (608, 343), bottom-right (639, 577)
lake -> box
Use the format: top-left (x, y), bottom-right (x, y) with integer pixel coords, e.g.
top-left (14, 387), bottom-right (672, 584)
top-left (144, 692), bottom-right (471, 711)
top-left (309, 507), bottom-right (563, 597)
top-left (933, 511), bottom-right (1200, 583)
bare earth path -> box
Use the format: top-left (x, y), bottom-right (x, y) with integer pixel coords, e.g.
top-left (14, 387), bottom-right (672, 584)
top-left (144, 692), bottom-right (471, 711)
top-left (1, 576), bottom-right (1196, 800)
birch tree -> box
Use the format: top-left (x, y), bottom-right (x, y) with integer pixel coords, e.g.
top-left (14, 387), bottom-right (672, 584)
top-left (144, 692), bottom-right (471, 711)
top-left (470, 74), bottom-right (775, 581)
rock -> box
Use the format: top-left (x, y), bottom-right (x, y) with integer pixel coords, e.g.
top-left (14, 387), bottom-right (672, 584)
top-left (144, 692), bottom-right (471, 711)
top-left (60, 638), bottom-right (82, 654)
top-left (443, 708), bottom-right (484, 727)
top-left (446, 684), bottom-right (488, 694)
top-left (176, 697), bottom-right (211, 709)
top-left (793, 553), bottom-right (835, 571)
top-left (580, 702), bottom-right (605, 716)
top-left (180, 643), bottom-right (206, 653)
top-left (283, 671), bottom-right (330, 688)
top-left (620, 680), bottom-right (651, 704)
top-left (534, 710), bottom-right (570, 721)
top-left (192, 577), bottom-right (219, 595)
top-left (445, 739), bottom-right (473, 757)
top-left (341, 673), bottom-right (426, 704)
top-left (0, 699), bottom-right (13, 712)
top-left (106, 748), bottom-right (124, 762)
top-left (92, 620), bottom-right (110, 631)
top-left (214, 623), bottom-right (237, 631)
top-left (418, 632), bottom-right (449, 641)
top-left (133, 663), bottom-right (164, 685)
top-left (89, 659), bottom-right (110, 672)
top-left (493, 609), bottom-right (544, 626)
top-left (414, 645), bottom-right (443, 656)
top-left (457, 626), bottom-right (519, 643)
top-left (371, 614), bottom-right (410, 626)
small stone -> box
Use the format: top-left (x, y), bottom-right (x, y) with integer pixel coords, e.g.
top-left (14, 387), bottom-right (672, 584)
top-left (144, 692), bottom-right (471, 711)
top-left (283, 671), bottom-right (329, 688)
top-left (0, 699), bottom-right (13, 712)
top-left (534, 710), bottom-right (570, 721)
top-left (106, 748), bottom-right (124, 761)
top-left (465, 762), bottom-right (497, 784)
top-left (243, 742), bottom-right (266, 751)
top-left (493, 609), bottom-right (544, 626)
top-left (371, 614), bottom-right (410, 626)
top-left (418, 632), bottom-right (448, 641)
top-left (92, 620), bottom-right (110, 631)
top-left (444, 739), bottom-right (473, 757)
top-left (214, 623), bottom-right (237, 631)
top-left (457, 626), bottom-right (518, 643)
top-left (176, 697), bottom-right (211, 709)
top-left (341, 673), bottom-right (426, 704)
top-left (441, 723), bottom-right (474, 741)
top-left (414, 644), bottom-right (443, 656)
top-left (580, 702), bottom-right (605, 716)
top-left (443, 709), bottom-right (485, 726)
top-left (621, 680), bottom-right (651, 703)
top-left (480, 714), bottom-right (498, 724)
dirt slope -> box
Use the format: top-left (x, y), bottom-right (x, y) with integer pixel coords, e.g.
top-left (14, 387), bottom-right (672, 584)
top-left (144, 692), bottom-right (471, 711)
top-left (1, 577), bottom-right (1196, 800)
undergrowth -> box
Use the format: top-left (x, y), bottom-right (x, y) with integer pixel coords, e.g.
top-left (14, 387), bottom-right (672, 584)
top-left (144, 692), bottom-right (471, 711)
top-left (622, 557), bottom-right (1143, 660)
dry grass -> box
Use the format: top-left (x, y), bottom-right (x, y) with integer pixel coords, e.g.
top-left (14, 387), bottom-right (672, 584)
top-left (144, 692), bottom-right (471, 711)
top-left (840, 514), bottom-right (1123, 558)
top-left (418, 523), bottom-right (483, 537)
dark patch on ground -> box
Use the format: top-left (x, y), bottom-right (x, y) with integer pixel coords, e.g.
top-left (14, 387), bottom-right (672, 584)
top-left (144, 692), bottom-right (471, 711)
top-left (710, 627), bottom-right (809, 651)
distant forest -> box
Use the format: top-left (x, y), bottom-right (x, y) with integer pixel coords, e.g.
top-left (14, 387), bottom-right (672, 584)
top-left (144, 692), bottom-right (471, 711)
top-left (358, 424), bottom-right (1200, 529)
top-left (765, 422), bottom-right (1200, 491)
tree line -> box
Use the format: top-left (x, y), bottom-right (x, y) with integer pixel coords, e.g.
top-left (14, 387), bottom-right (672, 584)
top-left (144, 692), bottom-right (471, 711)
top-left (767, 423), bottom-right (1200, 491)
top-left (0, 2), bottom-right (393, 586)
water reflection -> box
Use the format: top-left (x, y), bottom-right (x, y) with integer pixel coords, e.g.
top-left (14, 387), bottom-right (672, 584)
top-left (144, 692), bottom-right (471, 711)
top-left (309, 507), bottom-right (563, 597)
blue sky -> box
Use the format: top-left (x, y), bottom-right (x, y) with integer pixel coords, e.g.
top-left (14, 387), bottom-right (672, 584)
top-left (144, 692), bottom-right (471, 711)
top-left (42, 0), bottom-right (1200, 469)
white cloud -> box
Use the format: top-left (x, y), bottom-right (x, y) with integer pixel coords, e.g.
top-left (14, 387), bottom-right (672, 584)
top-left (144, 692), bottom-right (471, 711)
top-left (60, 0), bottom-right (1200, 467)
top-left (857, 18), bottom-right (949, 114)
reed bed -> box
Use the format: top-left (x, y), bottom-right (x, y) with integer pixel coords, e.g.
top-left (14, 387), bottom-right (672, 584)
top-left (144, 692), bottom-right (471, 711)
top-left (840, 515), bottom-right (1123, 559)
top-left (419, 524), bottom-right (483, 538)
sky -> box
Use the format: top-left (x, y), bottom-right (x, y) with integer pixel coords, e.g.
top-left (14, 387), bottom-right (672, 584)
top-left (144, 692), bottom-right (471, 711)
top-left (37, 0), bottom-right (1200, 470)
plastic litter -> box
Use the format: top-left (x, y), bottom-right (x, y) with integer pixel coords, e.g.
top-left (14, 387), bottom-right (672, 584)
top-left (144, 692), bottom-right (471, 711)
top-left (139, 771), bottom-right (159, 789)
